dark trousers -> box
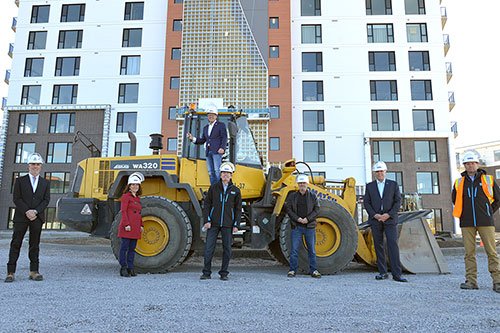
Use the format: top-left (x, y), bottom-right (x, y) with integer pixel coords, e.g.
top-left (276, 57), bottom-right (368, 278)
top-left (119, 238), bottom-right (138, 269)
top-left (7, 219), bottom-right (43, 273)
top-left (202, 225), bottom-right (232, 277)
top-left (371, 222), bottom-right (402, 278)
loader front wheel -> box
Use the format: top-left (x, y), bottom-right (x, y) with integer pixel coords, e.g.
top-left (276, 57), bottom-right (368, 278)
top-left (110, 196), bottom-right (192, 273)
top-left (279, 199), bottom-right (358, 275)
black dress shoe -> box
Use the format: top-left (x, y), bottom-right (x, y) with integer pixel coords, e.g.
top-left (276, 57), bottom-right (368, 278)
top-left (375, 273), bottom-right (389, 280)
top-left (200, 274), bottom-right (211, 280)
top-left (120, 267), bottom-right (130, 277)
top-left (393, 276), bottom-right (408, 282)
top-left (128, 268), bottom-right (137, 277)
top-left (220, 275), bottom-right (229, 281)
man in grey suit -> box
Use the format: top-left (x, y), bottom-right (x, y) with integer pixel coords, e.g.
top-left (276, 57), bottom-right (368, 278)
top-left (5, 153), bottom-right (50, 283)
top-left (363, 161), bottom-right (407, 282)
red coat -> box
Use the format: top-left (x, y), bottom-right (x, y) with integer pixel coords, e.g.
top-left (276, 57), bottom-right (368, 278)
top-left (118, 192), bottom-right (143, 239)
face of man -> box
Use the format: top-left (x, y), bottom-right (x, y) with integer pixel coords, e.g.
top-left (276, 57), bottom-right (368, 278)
top-left (374, 170), bottom-right (386, 182)
top-left (207, 113), bottom-right (217, 124)
top-left (28, 163), bottom-right (41, 177)
top-left (464, 162), bottom-right (479, 176)
top-left (220, 171), bottom-right (232, 184)
top-left (297, 182), bottom-right (308, 194)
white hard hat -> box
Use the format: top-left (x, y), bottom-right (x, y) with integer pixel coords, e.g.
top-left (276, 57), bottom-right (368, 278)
top-left (27, 153), bottom-right (44, 164)
top-left (296, 174), bottom-right (309, 184)
top-left (461, 152), bottom-right (479, 164)
top-left (206, 106), bottom-right (218, 115)
top-left (220, 162), bottom-right (235, 174)
top-left (128, 172), bottom-right (145, 184)
top-left (372, 161), bottom-right (387, 172)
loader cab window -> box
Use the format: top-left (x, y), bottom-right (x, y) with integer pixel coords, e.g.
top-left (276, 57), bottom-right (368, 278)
top-left (234, 116), bottom-right (261, 168)
top-left (185, 113), bottom-right (230, 162)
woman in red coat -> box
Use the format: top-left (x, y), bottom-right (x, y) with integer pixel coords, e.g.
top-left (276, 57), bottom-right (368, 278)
top-left (118, 172), bottom-right (144, 277)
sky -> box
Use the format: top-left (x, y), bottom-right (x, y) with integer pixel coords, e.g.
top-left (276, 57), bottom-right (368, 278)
top-left (0, 1), bottom-right (498, 148)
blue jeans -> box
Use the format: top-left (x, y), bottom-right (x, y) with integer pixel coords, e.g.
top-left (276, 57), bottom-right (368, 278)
top-left (289, 225), bottom-right (317, 274)
top-left (206, 151), bottom-right (222, 185)
top-left (119, 238), bottom-right (138, 269)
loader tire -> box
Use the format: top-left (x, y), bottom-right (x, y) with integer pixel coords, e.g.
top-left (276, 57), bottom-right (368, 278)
top-left (279, 199), bottom-right (358, 275)
top-left (110, 196), bottom-right (192, 273)
top-left (266, 238), bottom-right (288, 265)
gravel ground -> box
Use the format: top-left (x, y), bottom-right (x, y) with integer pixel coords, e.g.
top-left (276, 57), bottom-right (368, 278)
top-left (1, 237), bottom-right (500, 332)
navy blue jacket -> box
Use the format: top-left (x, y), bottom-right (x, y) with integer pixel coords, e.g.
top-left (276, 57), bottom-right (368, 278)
top-left (194, 121), bottom-right (228, 156)
top-left (363, 178), bottom-right (401, 225)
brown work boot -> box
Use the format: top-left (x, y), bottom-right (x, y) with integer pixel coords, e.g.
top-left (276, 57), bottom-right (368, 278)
top-left (4, 273), bottom-right (14, 283)
top-left (460, 280), bottom-right (478, 290)
top-left (493, 283), bottom-right (500, 293)
top-left (29, 271), bottom-right (44, 281)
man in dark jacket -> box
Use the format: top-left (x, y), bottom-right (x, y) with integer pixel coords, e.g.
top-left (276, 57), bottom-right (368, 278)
top-left (187, 106), bottom-right (228, 185)
top-left (286, 174), bottom-right (321, 278)
top-left (364, 161), bottom-right (407, 282)
top-left (452, 152), bottom-right (500, 293)
top-left (200, 162), bottom-right (242, 280)
top-left (5, 153), bottom-right (50, 283)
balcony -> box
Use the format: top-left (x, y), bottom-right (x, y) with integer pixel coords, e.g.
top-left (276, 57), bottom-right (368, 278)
top-left (15, 0), bottom-right (19, 7)
top-left (8, 43), bottom-right (13, 58)
top-left (451, 121), bottom-right (458, 138)
top-left (445, 62), bottom-right (453, 83)
top-left (2, 97), bottom-right (6, 110)
top-left (441, 7), bottom-right (447, 28)
top-left (11, 17), bottom-right (17, 32)
top-left (4, 70), bottom-right (10, 84)
top-left (448, 91), bottom-right (455, 111)
top-left (443, 34), bottom-right (450, 56)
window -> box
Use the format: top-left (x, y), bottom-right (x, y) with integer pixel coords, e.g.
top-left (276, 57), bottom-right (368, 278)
top-left (122, 28), bottom-right (142, 47)
top-left (171, 48), bottom-right (181, 60)
top-left (371, 110), bottom-right (399, 131)
top-left (52, 85), bottom-right (78, 104)
top-left (167, 138), bottom-right (178, 151)
top-left (368, 52), bottom-right (396, 71)
top-left (173, 20), bottom-right (182, 31)
top-left (304, 141), bottom-right (325, 162)
top-left (386, 171), bottom-right (403, 193)
top-left (312, 171), bottom-right (326, 178)
top-left (407, 23), bottom-right (428, 42)
top-left (58, 30), bottom-right (83, 49)
top-left (15, 143), bottom-right (36, 163)
top-left (366, 0), bottom-right (392, 15)
top-left (301, 25), bottom-right (322, 44)
top-left (270, 105), bottom-right (280, 119)
top-left (494, 150), bottom-right (500, 162)
top-left (269, 75), bottom-right (279, 88)
top-left (426, 209), bottom-right (442, 232)
top-left (21, 85), bottom-right (41, 105)
top-left (415, 140), bottom-right (437, 162)
top-left (302, 81), bottom-right (324, 101)
top-left (269, 46), bottom-right (279, 58)
top-left (118, 83), bottom-right (139, 103)
top-left (31, 5), bottom-right (50, 23)
top-left (61, 4), bottom-right (85, 22)
top-left (367, 24), bottom-right (394, 43)
top-left (269, 17), bottom-right (279, 29)
top-left (496, 169), bottom-right (500, 179)
top-left (270, 137), bottom-right (280, 151)
top-left (43, 207), bottom-right (66, 230)
top-left (302, 52), bottom-right (323, 72)
top-left (8, 208), bottom-right (15, 229)
top-left (405, 0), bottom-right (425, 14)
top-left (411, 80), bottom-right (432, 100)
top-left (11, 172), bottom-right (28, 193)
top-left (303, 110), bottom-right (324, 131)
top-left (370, 80), bottom-right (397, 101)
top-left (120, 56), bottom-right (141, 75)
top-left (413, 110), bottom-right (434, 131)
top-left (170, 77), bottom-right (180, 90)
top-left (49, 113), bottom-right (75, 133)
top-left (115, 142), bottom-right (131, 157)
top-left (55, 57), bottom-right (80, 76)
top-left (169, 106), bottom-right (177, 120)
top-left (27, 31), bottom-right (47, 49)
top-left (116, 112), bottom-right (137, 133)
top-left (24, 58), bottom-right (44, 77)
top-left (45, 172), bottom-right (71, 194)
top-left (18, 114), bottom-right (38, 134)
top-left (301, 0), bottom-right (321, 16)
top-left (174, 0), bottom-right (183, 3)
top-left (124, 2), bottom-right (144, 20)
top-left (409, 51), bottom-right (430, 71)
top-left (416, 172), bottom-right (439, 194)
top-left (47, 143), bottom-right (72, 163)
top-left (373, 140), bottom-right (401, 162)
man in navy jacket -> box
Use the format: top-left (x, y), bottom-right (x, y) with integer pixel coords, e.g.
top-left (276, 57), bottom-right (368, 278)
top-left (364, 161), bottom-right (407, 282)
top-left (187, 106), bottom-right (228, 185)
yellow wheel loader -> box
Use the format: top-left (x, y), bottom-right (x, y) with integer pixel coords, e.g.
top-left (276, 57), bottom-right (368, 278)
top-left (56, 110), bottom-right (448, 274)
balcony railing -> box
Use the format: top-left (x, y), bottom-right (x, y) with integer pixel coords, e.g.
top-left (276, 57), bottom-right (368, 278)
top-left (451, 121), bottom-right (458, 138)
top-left (443, 34), bottom-right (450, 56)
top-left (445, 62), bottom-right (453, 83)
top-left (448, 91), bottom-right (456, 111)
top-left (11, 17), bottom-right (17, 32)
top-left (441, 7), bottom-right (448, 28)
top-left (8, 43), bottom-right (13, 58)
top-left (4, 70), bottom-right (10, 84)
top-left (2, 97), bottom-right (6, 110)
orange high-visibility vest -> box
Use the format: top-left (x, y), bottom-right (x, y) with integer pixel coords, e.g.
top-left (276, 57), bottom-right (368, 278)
top-left (453, 174), bottom-right (495, 218)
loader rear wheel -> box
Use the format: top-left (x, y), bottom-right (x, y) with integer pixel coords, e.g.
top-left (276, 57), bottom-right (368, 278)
top-left (279, 200), bottom-right (358, 275)
top-left (110, 196), bottom-right (192, 273)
